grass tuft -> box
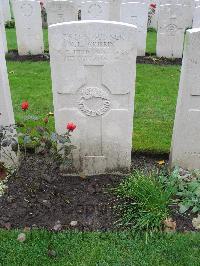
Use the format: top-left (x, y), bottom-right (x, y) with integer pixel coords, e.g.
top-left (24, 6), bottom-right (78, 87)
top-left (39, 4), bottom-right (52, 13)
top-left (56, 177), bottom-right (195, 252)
top-left (115, 171), bottom-right (172, 232)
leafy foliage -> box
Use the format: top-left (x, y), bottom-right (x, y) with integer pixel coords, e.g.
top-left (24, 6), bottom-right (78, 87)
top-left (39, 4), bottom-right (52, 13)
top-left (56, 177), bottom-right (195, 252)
top-left (0, 104), bottom-right (76, 174)
top-left (17, 110), bottom-right (76, 171)
top-left (5, 20), bottom-right (15, 29)
top-left (114, 171), bottom-right (172, 232)
top-left (158, 168), bottom-right (200, 214)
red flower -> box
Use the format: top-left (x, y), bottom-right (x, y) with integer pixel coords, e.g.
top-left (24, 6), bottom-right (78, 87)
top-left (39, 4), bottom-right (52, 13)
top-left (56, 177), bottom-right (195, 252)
top-left (150, 3), bottom-right (156, 9)
top-left (67, 122), bottom-right (76, 132)
top-left (21, 101), bottom-right (29, 111)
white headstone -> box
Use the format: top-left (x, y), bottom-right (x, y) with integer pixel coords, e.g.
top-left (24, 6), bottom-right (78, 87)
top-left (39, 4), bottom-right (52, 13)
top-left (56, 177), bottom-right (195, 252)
top-left (81, 0), bottom-right (110, 20)
top-left (156, 1), bottom-right (191, 58)
top-left (49, 20), bottom-right (137, 175)
top-left (0, 24), bottom-right (16, 167)
top-left (183, 0), bottom-right (195, 29)
top-left (158, 0), bottom-right (194, 28)
top-left (0, 4), bottom-right (8, 53)
top-left (193, 1), bottom-right (200, 28)
top-left (120, 0), bottom-right (149, 56)
top-left (13, 0), bottom-right (44, 55)
top-left (170, 28), bottom-right (200, 169)
top-left (46, 0), bottom-right (77, 25)
top-left (1, 0), bottom-right (11, 23)
top-left (110, 0), bottom-right (120, 21)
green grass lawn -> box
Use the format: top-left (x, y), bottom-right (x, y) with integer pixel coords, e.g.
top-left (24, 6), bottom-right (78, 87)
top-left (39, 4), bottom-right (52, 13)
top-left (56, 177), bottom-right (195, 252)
top-left (7, 61), bottom-right (180, 154)
top-left (146, 30), bottom-right (157, 54)
top-left (0, 230), bottom-right (199, 266)
top-left (6, 28), bottom-right (156, 54)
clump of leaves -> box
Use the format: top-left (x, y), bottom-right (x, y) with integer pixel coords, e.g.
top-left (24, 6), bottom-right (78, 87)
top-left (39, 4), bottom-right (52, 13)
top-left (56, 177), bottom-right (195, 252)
top-left (5, 20), bottom-right (15, 29)
top-left (158, 167), bottom-right (200, 214)
top-left (114, 171), bottom-right (172, 232)
top-left (0, 101), bottom-right (76, 175)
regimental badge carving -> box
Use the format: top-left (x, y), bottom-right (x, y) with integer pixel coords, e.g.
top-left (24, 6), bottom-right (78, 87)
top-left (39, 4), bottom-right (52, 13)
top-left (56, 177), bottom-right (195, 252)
top-left (88, 4), bottom-right (103, 17)
top-left (78, 87), bottom-right (111, 117)
top-left (165, 24), bottom-right (178, 33)
top-left (21, 3), bottom-right (33, 17)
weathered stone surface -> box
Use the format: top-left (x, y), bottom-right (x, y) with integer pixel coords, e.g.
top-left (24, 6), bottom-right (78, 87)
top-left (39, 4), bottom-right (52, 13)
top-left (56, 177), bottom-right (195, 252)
top-left (49, 21), bottom-right (137, 175)
top-left (193, 1), bottom-right (200, 28)
top-left (110, 0), bottom-right (120, 21)
top-left (156, 1), bottom-right (193, 58)
top-left (120, 0), bottom-right (149, 56)
top-left (0, 25), bottom-right (16, 167)
top-left (170, 28), bottom-right (200, 169)
top-left (1, 0), bottom-right (11, 22)
top-left (46, 0), bottom-right (77, 25)
top-left (0, 4), bottom-right (8, 53)
top-left (12, 0), bottom-right (44, 55)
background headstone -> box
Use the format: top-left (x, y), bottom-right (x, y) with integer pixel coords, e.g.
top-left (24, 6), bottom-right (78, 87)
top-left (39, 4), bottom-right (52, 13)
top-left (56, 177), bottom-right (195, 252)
top-left (13, 0), bottom-right (44, 55)
top-left (109, 0), bottom-right (120, 21)
top-left (1, 0), bottom-right (11, 23)
top-left (171, 28), bottom-right (200, 169)
top-left (49, 21), bottom-right (137, 175)
top-left (0, 4), bottom-right (8, 53)
top-left (120, 0), bottom-right (149, 56)
top-left (156, 1), bottom-right (191, 58)
top-left (193, 0), bottom-right (200, 28)
top-left (0, 24), bottom-right (16, 167)
top-left (46, 0), bottom-right (77, 25)
top-left (81, 0), bottom-right (110, 20)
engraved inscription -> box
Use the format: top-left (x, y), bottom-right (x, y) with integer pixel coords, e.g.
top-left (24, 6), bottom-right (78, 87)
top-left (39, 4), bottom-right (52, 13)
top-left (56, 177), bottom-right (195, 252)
top-left (78, 87), bottom-right (111, 116)
top-left (165, 24), bottom-right (178, 33)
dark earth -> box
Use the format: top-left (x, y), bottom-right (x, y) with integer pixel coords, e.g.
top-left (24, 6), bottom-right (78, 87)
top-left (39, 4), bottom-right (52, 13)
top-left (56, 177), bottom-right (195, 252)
top-left (6, 50), bottom-right (182, 65)
top-left (0, 153), bottom-right (196, 232)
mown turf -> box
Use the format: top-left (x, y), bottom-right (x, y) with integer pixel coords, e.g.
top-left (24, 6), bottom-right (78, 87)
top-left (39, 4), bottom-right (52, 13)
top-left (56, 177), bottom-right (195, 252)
top-left (146, 30), bottom-right (157, 54)
top-left (6, 28), bottom-right (156, 54)
top-left (134, 64), bottom-right (180, 153)
top-left (0, 230), bottom-right (199, 266)
top-left (7, 61), bottom-right (180, 153)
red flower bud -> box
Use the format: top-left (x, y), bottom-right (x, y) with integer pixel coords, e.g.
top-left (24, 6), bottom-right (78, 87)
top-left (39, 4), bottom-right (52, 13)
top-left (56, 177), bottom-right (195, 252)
top-left (67, 122), bottom-right (76, 132)
top-left (150, 3), bottom-right (156, 8)
top-left (21, 101), bottom-right (29, 111)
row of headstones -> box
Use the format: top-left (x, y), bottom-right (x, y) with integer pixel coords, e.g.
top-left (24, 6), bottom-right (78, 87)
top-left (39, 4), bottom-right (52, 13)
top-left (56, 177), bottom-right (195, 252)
top-left (1, 0), bottom-right (199, 59)
top-left (1, 0), bottom-right (150, 56)
top-left (147, 0), bottom-right (200, 58)
top-left (1, 18), bottom-right (200, 174)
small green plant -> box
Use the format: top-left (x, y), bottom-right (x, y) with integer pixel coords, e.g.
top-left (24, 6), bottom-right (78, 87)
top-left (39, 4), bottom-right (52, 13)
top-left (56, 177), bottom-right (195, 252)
top-left (5, 20), bottom-right (15, 29)
top-left (0, 101), bottom-right (77, 176)
top-left (115, 171), bottom-right (172, 232)
top-left (158, 167), bottom-right (200, 214)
